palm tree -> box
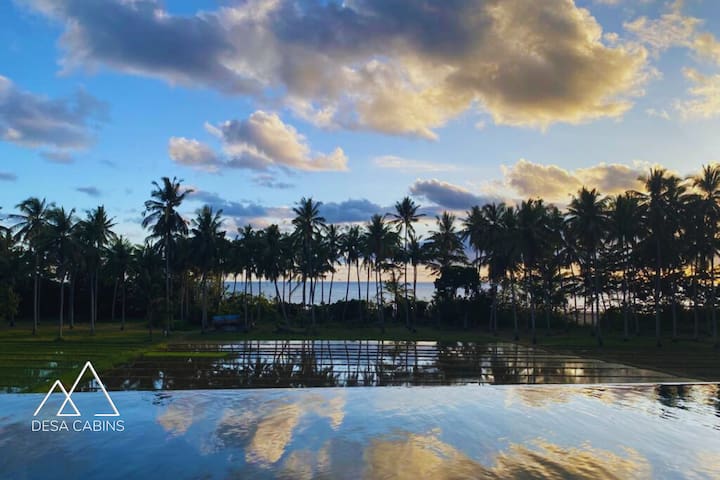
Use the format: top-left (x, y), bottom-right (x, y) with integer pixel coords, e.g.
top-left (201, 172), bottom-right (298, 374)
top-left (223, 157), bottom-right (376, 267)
top-left (44, 207), bottom-right (76, 338)
top-left (692, 164), bottom-right (720, 348)
top-left (78, 206), bottom-right (115, 334)
top-left (365, 214), bottom-right (398, 330)
top-left (426, 212), bottom-right (467, 274)
top-left (262, 224), bottom-right (289, 325)
top-left (106, 236), bottom-right (134, 330)
top-left (482, 203), bottom-right (509, 335)
top-left (640, 168), bottom-right (681, 347)
top-left (190, 205), bottom-right (224, 333)
top-left (292, 197), bottom-right (326, 329)
top-left (323, 224), bottom-right (342, 306)
top-left (517, 199), bottom-right (550, 345)
top-left (566, 188), bottom-right (607, 346)
top-left (142, 177), bottom-right (192, 334)
top-left (10, 197), bottom-right (52, 334)
top-left (132, 244), bottom-right (164, 339)
top-left (391, 197), bottom-right (424, 329)
top-left (607, 193), bottom-right (643, 340)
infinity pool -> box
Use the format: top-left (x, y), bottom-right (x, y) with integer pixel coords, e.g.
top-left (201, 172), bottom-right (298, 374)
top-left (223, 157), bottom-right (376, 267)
top-left (1, 384), bottom-right (719, 479)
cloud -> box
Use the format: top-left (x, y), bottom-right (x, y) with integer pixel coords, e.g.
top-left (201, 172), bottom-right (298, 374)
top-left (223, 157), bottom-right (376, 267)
top-left (0, 74), bottom-right (106, 151)
top-left (373, 155), bottom-right (457, 173)
top-left (27, 0), bottom-right (650, 137)
top-left (410, 179), bottom-right (494, 210)
top-left (170, 111), bottom-right (348, 173)
top-left (252, 174), bottom-right (294, 189)
top-left (40, 150), bottom-right (74, 164)
top-left (624, 3), bottom-right (699, 52)
top-left (186, 189), bottom-right (272, 230)
top-left (693, 32), bottom-right (720, 66)
top-left (501, 158), bottom-right (646, 201)
top-left (168, 137), bottom-right (219, 172)
top-left (0, 171), bottom-right (17, 181)
top-left (320, 199), bottom-right (384, 224)
top-left (675, 68), bottom-right (720, 119)
top-left (76, 186), bottom-right (101, 197)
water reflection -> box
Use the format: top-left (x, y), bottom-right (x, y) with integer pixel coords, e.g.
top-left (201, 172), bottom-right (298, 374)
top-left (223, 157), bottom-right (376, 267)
top-left (96, 341), bottom-right (691, 391)
top-left (1, 384), bottom-right (718, 479)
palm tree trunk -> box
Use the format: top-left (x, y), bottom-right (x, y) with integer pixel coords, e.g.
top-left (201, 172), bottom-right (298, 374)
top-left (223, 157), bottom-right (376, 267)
top-left (655, 239), bottom-right (662, 347)
top-left (342, 259), bottom-right (351, 322)
top-left (121, 277), bottom-right (126, 331)
top-left (274, 279), bottom-right (288, 325)
top-left (58, 271), bottom-right (64, 339)
top-left (713, 254), bottom-right (718, 348)
top-left (404, 228), bottom-right (410, 329)
top-left (69, 275), bottom-right (75, 329)
top-left (111, 278), bottom-right (118, 324)
top-left (165, 233), bottom-right (171, 334)
top-left (594, 251), bottom-right (602, 347)
top-left (413, 263), bottom-right (418, 329)
top-left (33, 253), bottom-right (39, 335)
top-left (511, 272), bottom-right (519, 341)
top-left (201, 274), bottom-right (207, 334)
top-left (244, 270), bottom-right (249, 330)
top-left (622, 242), bottom-right (629, 340)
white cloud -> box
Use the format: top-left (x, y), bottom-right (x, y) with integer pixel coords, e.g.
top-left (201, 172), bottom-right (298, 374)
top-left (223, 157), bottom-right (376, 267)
top-left (501, 158), bottom-right (647, 201)
top-left (169, 111), bottom-right (348, 173)
top-left (373, 155), bottom-right (457, 173)
top-left (675, 68), bottom-right (720, 119)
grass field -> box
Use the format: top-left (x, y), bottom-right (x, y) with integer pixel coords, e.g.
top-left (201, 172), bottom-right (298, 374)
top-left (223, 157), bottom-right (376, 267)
top-left (1, 318), bottom-right (718, 392)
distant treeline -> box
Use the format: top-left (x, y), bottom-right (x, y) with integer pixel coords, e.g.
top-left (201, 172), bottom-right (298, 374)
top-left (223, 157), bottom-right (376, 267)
top-left (2, 166), bottom-right (720, 347)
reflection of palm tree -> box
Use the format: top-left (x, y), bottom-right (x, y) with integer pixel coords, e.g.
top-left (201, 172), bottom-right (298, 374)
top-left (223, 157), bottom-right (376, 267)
top-left (191, 205), bottom-right (225, 333)
top-left (391, 197), bottom-right (424, 329)
top-left (10, 197), bottom-right (52, 335)
top-left (142, 177), bottom-right (192, 333)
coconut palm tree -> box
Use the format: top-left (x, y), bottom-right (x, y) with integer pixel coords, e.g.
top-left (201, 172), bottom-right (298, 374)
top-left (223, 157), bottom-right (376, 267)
top-left (566, 188), bottom-right (607, 346)
top-left (692, 164), bottom-right (720, 348)
top-left (44, 207), bottom-right (76, 338)
top-left (426, 212), bottom-right (467, 274)
top-left (517, 199), bottom-right (551, 345)
top-left (607, 193), bottom-right (644, 340)
top-left (142, 176), bottom-right (192, 334)
top-left (365, 214), bottom-right (399, 330)
top-left (10, 197), bottom-right (52, 335)
top-left (262, 224), bottom-right (289, 325)
top-left (391, 197), bottom-right (424, 328)
top-left (190, 205), bottom-right (224, 333)
top-left (323, 223), bottom-right (342, 306)
top-left (132, 244), bottom-right (164, 339)
top-left (640, 168), bottom-right (681, 347)
top-left (482, 203), bottom-right (510, 335)
top-left (292, 197), bottom-right (326, 329)
top-left (78, 206), bottom-right (115, 334)
top-left (106, 236), bottom-right (134, 330)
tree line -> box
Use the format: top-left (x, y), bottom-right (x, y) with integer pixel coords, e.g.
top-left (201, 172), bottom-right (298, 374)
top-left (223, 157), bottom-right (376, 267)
top-left (1, 166), bottom-right (720, 348)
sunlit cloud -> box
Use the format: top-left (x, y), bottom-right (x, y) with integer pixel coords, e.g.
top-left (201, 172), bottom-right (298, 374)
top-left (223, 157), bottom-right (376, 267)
top-left (25, 0), bottom-right (651, 137)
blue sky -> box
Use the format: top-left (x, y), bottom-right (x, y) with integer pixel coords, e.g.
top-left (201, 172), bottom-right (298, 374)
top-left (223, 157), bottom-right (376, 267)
top-left (2, 0), bottom-right (720, 242)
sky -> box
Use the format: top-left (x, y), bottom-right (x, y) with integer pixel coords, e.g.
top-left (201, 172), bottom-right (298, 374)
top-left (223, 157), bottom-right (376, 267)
top-left (2, 0), bottom-right (720, 243)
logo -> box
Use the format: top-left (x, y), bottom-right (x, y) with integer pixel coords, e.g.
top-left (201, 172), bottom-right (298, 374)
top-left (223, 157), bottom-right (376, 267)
top-left (31, 361), bottom-right (124, 432)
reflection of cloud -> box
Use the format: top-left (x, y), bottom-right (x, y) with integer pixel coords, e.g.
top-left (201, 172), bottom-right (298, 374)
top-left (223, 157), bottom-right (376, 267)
top-left (244, 393), bottom-right (346, 466)
top-left (364, 433), bottom-right (651, 479)
top-left (246, 403), bottom-right (302, 465)
top-left (692, 451), bottom-right (720, 480)
top-left (156, 397), bottom-right (206, 436)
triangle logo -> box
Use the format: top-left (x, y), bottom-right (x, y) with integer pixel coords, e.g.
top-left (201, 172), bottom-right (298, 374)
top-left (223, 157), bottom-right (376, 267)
top-left (33, 361), bottom-right (120, 417)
